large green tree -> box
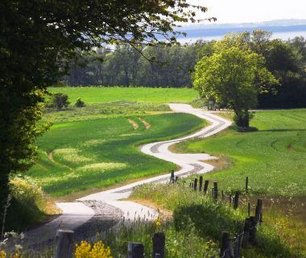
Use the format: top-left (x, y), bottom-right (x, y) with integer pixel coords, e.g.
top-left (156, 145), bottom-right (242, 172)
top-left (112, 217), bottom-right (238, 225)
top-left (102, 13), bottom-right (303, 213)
top-left (0, 0), bottom-right (207, 228)
top-left (193, 46), bottom-right (277, 128)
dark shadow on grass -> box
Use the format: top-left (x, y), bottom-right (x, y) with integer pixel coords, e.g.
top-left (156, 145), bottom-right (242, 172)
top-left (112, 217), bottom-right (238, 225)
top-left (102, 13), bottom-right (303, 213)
top-left (173, 203), bottom-right (242, 240)
top-left (230, 125), bottom-right (258, 133)
top-left (258, 128), bottom-right (306, 132)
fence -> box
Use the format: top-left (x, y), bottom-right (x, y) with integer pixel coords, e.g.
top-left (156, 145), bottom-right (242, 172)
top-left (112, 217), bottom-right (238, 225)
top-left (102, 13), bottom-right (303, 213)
top-left (55, 173), bottom-right (262, 258)
top-left (188, 174), bottom-right (263, 258)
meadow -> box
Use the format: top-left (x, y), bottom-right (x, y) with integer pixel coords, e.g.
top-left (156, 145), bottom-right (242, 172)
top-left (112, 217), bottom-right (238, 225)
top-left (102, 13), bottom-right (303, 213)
top-left (175, 109), bottom-right (306, 197)
top-left (48, 86), bottom-right (198, 104)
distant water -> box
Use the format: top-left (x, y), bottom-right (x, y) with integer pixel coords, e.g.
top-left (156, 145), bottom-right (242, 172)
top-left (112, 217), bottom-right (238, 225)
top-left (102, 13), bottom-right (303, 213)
top-left (179, 30), bottom-right (306, 43)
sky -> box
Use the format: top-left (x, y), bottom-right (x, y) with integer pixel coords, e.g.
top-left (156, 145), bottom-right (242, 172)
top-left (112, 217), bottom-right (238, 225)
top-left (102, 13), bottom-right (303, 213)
top-left (190, 0), bottom-right (306, 24)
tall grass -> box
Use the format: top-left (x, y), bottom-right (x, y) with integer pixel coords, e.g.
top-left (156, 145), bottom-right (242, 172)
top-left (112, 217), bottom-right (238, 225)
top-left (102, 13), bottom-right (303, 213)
top-left (131, 182), bottom-right (300, 257)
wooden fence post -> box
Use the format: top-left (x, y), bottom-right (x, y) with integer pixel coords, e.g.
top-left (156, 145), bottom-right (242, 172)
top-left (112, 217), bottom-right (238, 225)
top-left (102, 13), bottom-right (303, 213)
top-left (170, 170), bottom-right (175, 183)
top-left (199, 176), bottom-right (203, 191)
top-left (193, 178), bottom-right (198, 191)
top-left (233, 234), bottom-right (242, 258)
top-left (242, 218), bottom-right (251, 248)
top-left (212, 181), bottom-right (218, 200)
top-left (249, 216), bottom-right (257, 245)
top-left (203, 180), bottom-right (209, 194)
top-left (128, 242), bottom-right (144, 258)
top-left (247, 203), bottom-right (251, 217)
top-left (152, 232), bottom-right (165, 258)
top-left (255, 199), bottom-right (263, 224)
top-left (245, 177), bottom-right (249, 194)
top-left (233, 191), bottom-right (240, 209)
top-left (55, 229), bottom-right (74, 258)
top-left (220, 232), bottom-right (233, 258)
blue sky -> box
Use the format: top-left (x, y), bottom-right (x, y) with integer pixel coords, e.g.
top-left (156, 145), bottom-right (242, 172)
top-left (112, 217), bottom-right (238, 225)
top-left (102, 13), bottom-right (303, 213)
top-left (190, 0), bottom-right (306, 23)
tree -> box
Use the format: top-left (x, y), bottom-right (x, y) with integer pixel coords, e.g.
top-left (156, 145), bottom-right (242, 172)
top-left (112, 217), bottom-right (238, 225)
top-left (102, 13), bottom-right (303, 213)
top-left (0, 0), bottom-right (208, 228)
top-left (193, 46), bottom-right (277, 128)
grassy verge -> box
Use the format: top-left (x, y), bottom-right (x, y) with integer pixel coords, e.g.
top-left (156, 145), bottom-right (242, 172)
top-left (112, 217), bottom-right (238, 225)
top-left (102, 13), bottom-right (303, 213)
top-left (128, 183), bottom-right (300, 258)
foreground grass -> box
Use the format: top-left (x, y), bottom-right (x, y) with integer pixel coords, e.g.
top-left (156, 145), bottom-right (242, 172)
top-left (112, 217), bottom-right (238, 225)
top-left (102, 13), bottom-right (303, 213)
top-left (48, 86), bottom-right (198, 104)
top-left (130, 183), bottom-right (300, 258)
top-left (175, 109), bottom-right (306, 197)
top-left (28, 103), bottom-right (205, 197)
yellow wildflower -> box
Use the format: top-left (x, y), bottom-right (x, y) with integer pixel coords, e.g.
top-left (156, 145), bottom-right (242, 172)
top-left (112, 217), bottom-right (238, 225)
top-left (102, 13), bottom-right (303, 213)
top-left (75, 240), bottom-right (113, 258)
top-left (0, 250), bottom-right (6, 258)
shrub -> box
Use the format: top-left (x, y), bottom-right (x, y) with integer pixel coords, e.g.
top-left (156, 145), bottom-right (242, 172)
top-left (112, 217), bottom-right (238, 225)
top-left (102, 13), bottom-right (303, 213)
top-left (48, 93), bottom-right (70, 110)
top-left (75, 98), bottom-right (85, 108)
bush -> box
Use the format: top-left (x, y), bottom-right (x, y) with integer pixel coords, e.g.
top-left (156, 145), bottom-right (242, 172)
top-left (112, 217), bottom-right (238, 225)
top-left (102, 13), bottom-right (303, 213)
top-left (75, 98), bottom-right (85, 108)
top-left (47, 93), bottom-right (70, 110)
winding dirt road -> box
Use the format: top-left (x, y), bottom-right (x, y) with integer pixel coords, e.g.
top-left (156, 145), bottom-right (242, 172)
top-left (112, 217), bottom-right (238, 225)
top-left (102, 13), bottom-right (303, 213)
top-left (23, 104), bottom-right (231, 247)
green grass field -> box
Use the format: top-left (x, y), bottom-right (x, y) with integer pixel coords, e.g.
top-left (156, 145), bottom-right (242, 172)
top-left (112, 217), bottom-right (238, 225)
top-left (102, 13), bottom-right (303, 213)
top-left (48, 87), bottom-right (198, 104)
top-left (27, 87), bottom-right (202, 197)
top-left (176, 109), bottom-right (306, 197)
top-left (29, 102), bottom-right (205, 197)
top-left (130, 109), bottom-right (306, 257)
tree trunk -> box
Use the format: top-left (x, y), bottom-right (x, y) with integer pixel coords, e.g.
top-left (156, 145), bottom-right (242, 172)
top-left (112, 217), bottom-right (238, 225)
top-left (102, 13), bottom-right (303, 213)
top-left (234, 109), bottom-right (250, 128)
top-left (0, 171), bottom-right (10, 236)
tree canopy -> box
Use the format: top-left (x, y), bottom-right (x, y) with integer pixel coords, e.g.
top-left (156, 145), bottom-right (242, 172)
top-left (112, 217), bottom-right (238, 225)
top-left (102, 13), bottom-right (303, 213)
top-left (193, 44), bottom-right (278, 128)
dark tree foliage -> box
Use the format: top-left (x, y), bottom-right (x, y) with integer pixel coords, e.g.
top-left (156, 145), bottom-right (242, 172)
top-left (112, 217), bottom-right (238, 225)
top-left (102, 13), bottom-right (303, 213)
top-left (258, 37), bottom-right (306, 108)
top-left (64, 44), bottom-right (199, 87)
top-left (0, 0), bottom-right (207, 227)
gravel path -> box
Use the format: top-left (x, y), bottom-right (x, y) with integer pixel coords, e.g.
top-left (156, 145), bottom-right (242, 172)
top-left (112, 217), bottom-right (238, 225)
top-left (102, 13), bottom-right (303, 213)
top-left (21, 103), bottom-right (231, 248)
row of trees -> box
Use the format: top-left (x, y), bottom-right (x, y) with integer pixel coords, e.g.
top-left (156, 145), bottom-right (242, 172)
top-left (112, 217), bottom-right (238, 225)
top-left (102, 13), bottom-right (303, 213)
top-left (64, 32), bottom-right (306, 109)
top-left (66, 44), bottom-right (200, 88)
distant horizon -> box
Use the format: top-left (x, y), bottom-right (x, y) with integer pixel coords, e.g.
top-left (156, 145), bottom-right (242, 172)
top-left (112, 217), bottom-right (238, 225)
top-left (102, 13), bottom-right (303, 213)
top-left (181, 18), bottom-right (306, 28)
top-left (175, 19), bottom-right (306, 42)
